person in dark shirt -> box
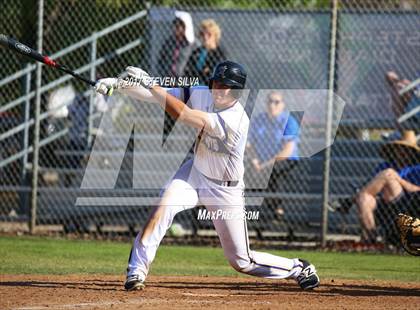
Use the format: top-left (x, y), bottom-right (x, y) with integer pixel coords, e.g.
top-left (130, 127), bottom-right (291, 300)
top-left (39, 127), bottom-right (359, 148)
top-left (158, 12), bottom-right (195, 145)
top-left (157, 11), bottom-right (194, 78)
top-left (184, 19), bottom-right (226, 85)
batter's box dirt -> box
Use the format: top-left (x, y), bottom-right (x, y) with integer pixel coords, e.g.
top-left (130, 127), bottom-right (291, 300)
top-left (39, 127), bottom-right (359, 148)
top-left (1, 275), bottom-right (419, 309)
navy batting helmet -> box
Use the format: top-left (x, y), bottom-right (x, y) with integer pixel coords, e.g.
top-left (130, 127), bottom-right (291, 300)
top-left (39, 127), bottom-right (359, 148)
top-left (209, 61), bottom-right (247, 90)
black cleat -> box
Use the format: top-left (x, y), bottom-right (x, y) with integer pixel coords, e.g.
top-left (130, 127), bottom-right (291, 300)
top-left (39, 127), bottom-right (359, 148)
top-left (124, 274), bottom-right (145, 291)
top-left (296, 259), bottom-right (320, 290)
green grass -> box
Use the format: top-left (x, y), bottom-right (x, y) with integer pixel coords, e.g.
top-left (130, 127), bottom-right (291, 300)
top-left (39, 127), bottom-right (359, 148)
top-left (0, 236), bottom-right (419, 282)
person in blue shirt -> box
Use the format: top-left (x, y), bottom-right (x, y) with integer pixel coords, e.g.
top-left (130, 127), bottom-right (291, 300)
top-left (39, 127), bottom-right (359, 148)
top-left (247, 91), bottom-right (300, 219)
top-left (247, 91), bottom-right (299, 173)
top-left (355, 130), bottom-right (420, 244)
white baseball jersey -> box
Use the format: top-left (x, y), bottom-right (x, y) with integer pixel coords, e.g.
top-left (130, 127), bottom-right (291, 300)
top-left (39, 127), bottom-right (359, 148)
top-left (167, 86), bottom-right (249, 182)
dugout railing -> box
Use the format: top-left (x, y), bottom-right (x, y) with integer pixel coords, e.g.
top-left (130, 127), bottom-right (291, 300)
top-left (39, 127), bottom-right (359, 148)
top-left (0, 9), bottom-right (148, 226)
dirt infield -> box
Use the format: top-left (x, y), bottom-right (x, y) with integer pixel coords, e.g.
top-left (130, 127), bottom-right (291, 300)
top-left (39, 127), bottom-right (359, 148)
top-left (1, 274), bottom-right (419, 310)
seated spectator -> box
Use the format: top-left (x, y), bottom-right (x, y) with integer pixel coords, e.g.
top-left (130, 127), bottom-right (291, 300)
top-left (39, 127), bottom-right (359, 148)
top-left (248, 91), bottom-right (300, 173)
top-left (184, 19), bottom-right (226, 85)
top-left (356, 130), bottom-right (420, 244)
top-left (247, 91), bottom-right (300, 219)
top-left (385, 71), bottom-right (420, 130)
top-left (157, 11), bottom-right (194, 78)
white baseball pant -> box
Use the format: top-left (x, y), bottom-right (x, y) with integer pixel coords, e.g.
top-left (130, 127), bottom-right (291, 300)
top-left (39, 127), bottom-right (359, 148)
top-left (127, 160), bottom-right (303, 281)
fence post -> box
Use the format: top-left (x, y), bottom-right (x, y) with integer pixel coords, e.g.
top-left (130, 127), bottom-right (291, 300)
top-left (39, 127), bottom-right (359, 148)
top-left (23, 65), bottom-right (31, 169)
top-left (321, 0), bottom-right (339, 247)
top-left (29, 0), bottom-right (44, 234)
top-left (18, 65), bottom-right (32, 217)
top-left (88, 33), bottom-right (97, 147)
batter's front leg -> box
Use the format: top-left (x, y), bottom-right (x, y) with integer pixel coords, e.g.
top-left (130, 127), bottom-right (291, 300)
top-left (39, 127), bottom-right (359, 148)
top-left (126, 178), bottom-right (199, 284)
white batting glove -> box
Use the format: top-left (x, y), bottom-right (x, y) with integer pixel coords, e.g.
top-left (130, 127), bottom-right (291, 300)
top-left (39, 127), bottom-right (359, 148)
top-left (124, 66), bottom-right (156, 89)
top-left (95, 78), bottom-right (118, 96)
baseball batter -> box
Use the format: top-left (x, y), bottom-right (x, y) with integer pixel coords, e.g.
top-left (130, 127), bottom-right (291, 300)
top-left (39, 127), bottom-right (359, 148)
top-left (95, 61), bottom-right (320, 291)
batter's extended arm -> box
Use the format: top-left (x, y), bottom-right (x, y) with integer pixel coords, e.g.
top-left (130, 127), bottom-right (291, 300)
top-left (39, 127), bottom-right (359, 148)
top-left (95, 67), bottom-right (215, 132)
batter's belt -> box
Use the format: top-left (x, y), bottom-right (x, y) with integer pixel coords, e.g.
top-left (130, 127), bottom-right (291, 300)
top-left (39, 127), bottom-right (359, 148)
top-left (203, 175), bottom-right (239, 187)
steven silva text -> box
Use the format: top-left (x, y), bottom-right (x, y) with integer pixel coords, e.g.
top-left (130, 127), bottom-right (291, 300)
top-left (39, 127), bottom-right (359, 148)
top-left (119, 76), bottom-right (200, 88)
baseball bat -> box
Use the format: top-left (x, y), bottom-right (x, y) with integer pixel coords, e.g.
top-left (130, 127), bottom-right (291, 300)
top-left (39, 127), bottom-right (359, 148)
top-left (0, 33), bottom-right (96, 87)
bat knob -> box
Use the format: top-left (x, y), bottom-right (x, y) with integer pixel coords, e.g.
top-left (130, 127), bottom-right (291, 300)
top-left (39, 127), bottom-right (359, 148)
top-left (95, 80), bottom-right (114, 96)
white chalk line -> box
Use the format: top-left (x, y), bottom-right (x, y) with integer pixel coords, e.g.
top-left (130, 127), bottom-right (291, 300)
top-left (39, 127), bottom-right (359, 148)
top-left (13, 294), bottom-right (271, 310)
top-left (13, 298), bottom-right (145, 310)
top-left (182, 292), bottom-right (273, 302)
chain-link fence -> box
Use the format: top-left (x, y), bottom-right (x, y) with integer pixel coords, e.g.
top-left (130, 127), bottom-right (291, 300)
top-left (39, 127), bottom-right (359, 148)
top-left (1, 0), bottom-right (419, 250)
